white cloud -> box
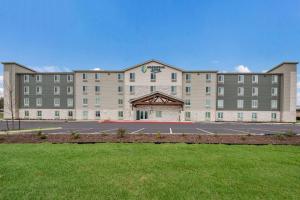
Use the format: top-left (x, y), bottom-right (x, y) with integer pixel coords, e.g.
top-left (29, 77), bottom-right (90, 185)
top-left (262, 70), bottom-right (268, 73)
top-left (297, 82), bottom-right (300, 89)
top-left (235, 65), bottom-right (251, 73)
top-left (32, 66), bottom-right (71, 72)
top-left (93, 68), bottom-right (101, 71)
top-left (297, 92), bottom-right (300, 106)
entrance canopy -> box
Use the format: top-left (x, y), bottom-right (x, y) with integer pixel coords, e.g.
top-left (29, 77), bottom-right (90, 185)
top-left (130, 92), bottom-right (184, 107)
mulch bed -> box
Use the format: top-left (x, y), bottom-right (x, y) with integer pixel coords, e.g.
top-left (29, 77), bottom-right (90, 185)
top-left (1, 133), bottom-right (300, 145)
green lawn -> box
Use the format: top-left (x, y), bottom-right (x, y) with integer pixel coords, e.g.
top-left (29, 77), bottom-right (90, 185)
top-left (0, 144), bottom-right (300, 200)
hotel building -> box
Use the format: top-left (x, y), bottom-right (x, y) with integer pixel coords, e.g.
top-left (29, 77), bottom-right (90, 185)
top-left (2, 60), bottom-right (297, 122)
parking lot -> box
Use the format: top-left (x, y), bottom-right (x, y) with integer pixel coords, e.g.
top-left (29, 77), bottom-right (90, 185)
top-left (1, 120), bottom-right (300, 135)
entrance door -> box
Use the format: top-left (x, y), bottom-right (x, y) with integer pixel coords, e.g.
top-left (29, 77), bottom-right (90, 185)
top-left (136, 110), bottom-right (148, 120)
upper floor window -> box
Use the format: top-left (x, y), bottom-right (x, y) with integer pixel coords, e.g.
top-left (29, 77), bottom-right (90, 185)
top-left (252, 75), bottom-right (258, 83)
top-left (24, 98), bottom-right (29, 107)
top-left (218, 87), bottom-right (224, 96)
top-left (130, 73), bottom-right (135, 82)
top-left (36, 75), bottom-right (42, 82)
top-left (67, 86), bottom-right (73, 95)
top-left (54, 86), bottom-right (60, 95)
top-left (171, 73), bottom-right (177, 82)
top-left (218, 75), bottom-right (224, 83)
top-left (150, 86), bottom-right (156, 93)
top-left (95, 86), bottom-right (100, 93)
top-left (118, 73), bottom-right (123, 81)
top-left (95, 96), bottom-right (100, 105)
top-left (237, 87), bottom-right (244, 96)
top-left (36, 98), bottom-right (42, 107)
top-left (271, 87), bottom-right (278, 96)
top-left (130, 86), bottom-right (135, 94)
top-left (252, 100), bottom-right (258, 109)
top-left (205, 99), bottom-right (211, 108)
top-left (206, 74), bottom-right (211, 82)
top-left (67, 74), bottom-right (73, 82)
top-left (82, 98), bottom-right (88, 106)
top-left (185, 86), bottom-right (191, 95)
top-left (82, 86), bottom-right (87, 93)
top-left (185, 99), bottom-right (191, 106)
top-left (238, 75), bottom-right (244, 83)
top-left (36, 86), bottom-right (42, 95)
top-left (95, 73), bottom-right (100, 80)
top-left (118, 111), bottom-right (124, 118)
top-left (82, 73), bottom-right (87, 81)
top-left (54, 75), bottom-right (60, 83)
top-left (206, 87), bottom-right (211, 95)
top-left (217, 99), bottom-right (224, 108)
top-left (24, 75), bottom-right (29, 83)
top-left (237, 100), bottom-right (244, 109)
top-left (271, 100), bottom-right (278, 109)
top-left (24, 86), bottom-right (29, 95)
top-left (67, 98), bottom-right (73, 107)
top-left (118, 99), bottom-right (123, 105)
top-left (150, 73), bottom-right (156, 81)
top-left (252, 87), bottom-right (258, 96)
top-left (272, 75), bottom-right (278, 84)
top-left (118, 86), bottom-right (123, 93)
top-left (171, 86), bottom-right (177, 95)
top-left (54, 98), bottom-right (60, 107)
top-left (185, 74), bottom-right (191, 82)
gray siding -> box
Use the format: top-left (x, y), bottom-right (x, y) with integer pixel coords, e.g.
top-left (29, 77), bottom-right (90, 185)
top-left (18, 73), bottom-right (74, 109)
top-left (217, 74), bottom-right (281, 111)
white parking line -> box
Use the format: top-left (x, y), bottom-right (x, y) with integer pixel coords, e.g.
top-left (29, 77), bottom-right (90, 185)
top-left (129, 128), bottom-right (145, 134)
top-left (169, 128), bottom-right (173, 134)
top-left (223, 128), bottom-right (251, 134)
top-left (251, 128), bottom-right (284, 133)
top-left (196, 128), bottom-right (214, 135)
top-left (100, 128), bottom-right (119, 133)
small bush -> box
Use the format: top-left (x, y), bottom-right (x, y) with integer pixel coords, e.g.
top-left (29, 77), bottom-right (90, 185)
top-left (285, 129), bottom-right (296, 137)
top-left (117, 128), bottom-right (126, 138)
top-left (241, 136), bottom-right (246, 141)
top-left (37, 130), bottom-right (42, 136)
top-left (40, 134), bottom-right (47, 140)
top-left (197, 135), bottom-right (202, 140)
top-left (275, 133), bottom-right (285, 140)
top-left (156, 132), bottom-right (162, 139)
top-left (101, 133), bottom-right (108, 136)
top-left (71, 130), bottom-right (78, 136)
top-left (73, 133), bottom-right (80, 139)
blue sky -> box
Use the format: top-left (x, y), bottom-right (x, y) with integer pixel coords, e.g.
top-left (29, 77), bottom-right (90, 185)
top-left (0, 0), bottom-right (300, 101)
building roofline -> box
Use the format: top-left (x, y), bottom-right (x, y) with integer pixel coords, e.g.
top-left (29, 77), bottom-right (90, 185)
top-left (16, 72), bottom-right (74, 75)
top-left (73, 70), bottom-right (123, 73)
top-left (267, 61), bottom-right (298, 73)
top-left (217, 72), bottom-right (283, 75)
top-left (123, 59), bottom-right (184, 72)
top-left (184, 70), bottom-right (218, 73)
top-left (2, 62), bottom-right (36, 72)
top-left (130, 91), bottom-right (184, 103)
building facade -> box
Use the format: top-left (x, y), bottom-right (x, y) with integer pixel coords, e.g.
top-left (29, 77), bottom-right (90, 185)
top-left (2, 60), bottom-right (297, 122)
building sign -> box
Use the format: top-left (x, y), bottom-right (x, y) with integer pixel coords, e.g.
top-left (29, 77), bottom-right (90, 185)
top-left (141, 65), bottom-right (165, 73)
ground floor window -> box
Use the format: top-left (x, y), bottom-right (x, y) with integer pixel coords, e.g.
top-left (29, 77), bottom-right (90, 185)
top-left (156, 111), bottom-right (162, 118)
top-left (24, 110), bottom-right (29, 117)
top-left (271, 113), bottom-right (277, 120)
top-left (217, 112), bottom-right (223, 120)
top-left (237, 112), bottom-right (243, 121)
top-left (82, 111), bottom-right (88, 119)
top-left (252, 113), bottom-right (257, 120)
top-left (54, 111), bottom-right (60, 118)
top-left (185, 111), bottom-right (191, 121)
top-left (37, 111), bottom-right (42, 117)
top-left (95, 111), bottom-right (101, 118)
top-left (205, 112), bottom-right (211, 120)
top-left (68, 111), bottom-right (73, 117)
top-left (118, 111), bottom-right (123, 119)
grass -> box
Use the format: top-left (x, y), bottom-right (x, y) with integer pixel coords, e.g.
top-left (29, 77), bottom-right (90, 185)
top-left (0, 144), bottom-right (300, 199)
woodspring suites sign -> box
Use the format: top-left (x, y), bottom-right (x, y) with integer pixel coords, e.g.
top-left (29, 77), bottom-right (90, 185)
top-left (141, 65), bottom-right (165, 73)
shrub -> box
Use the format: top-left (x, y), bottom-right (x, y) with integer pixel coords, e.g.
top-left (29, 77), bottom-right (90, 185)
top-left (285, 129), bottom-right (296, 137)
top-left (241, 136), bottom-right (246, 141)
top-left (156, 132), bottom-right (162, 139)
top-left (37, 130), bottom-right (42, 136)
top-left (101, 133), bottom-right (108, 136)
top-left (275, 133), bottom-right (285, 140)
top-left (73, 133), bottom-right (80, 139)
top-left (71, 130), bottom-right (78, 136)
top-left (40, 134), bottom-right (47, 140)
top-left (181, 133), bottom-right (186, 137)
top-left (117, 128), bottom-right (126, 138)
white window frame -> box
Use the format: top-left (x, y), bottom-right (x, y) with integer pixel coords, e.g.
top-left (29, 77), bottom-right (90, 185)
top-left (150, 86), bottom-right (156, 93)
top-left (206, 74), bottom-right (211, 82)
top-left (24, 86), bottom-right (29, 95)
top-left (171, 86), bottom-right (176, 95)
top-left (118, 98), bottom-right (123, 105)
top-left (36, 75), bottom-right (42, 82)
top-left (118, 86), bottom-right (123, 93)
top-left (150, 73), bottom-right (156, 81)
top-left (218, 75), bottom-right (224, 83)
top-left (82, 86), bottom-right (87, 93)
top-left (237, 100), bottom-right (244, 109)
top-left (67, 98), bottom-right (73, 107)
top-left (129, 73), bottom-right (135, 82)
top-left (54, 111), bottom-right (60, 118)
top-left (37, 111), bottom-right (42, 117)
top-left (272, 75), bottom-right (278, 84)
top-left (95, 111), bottom-right (101, 118)
top-left (67, 74), bottom-right (73, 82)
top-left (252, 113), bottom-right (257, 121)
top-left (24, 110), bottom-right (29, 117)
top-left (95, 96), bottom-right (100, 106)
top-left (36, 86), bottom-right (42, 95)
top-left (252, 87), bottom-right (258, 96)
top-left (185, 111), bottom-right (191, 121)
top-left (156, 111), bottom-right (162, 118)
top-left (271, 87), bottom-right (278, 96)
top-left (129, 86), bottom-right (135, 95)
top-left (95, 73), bottom-right (100, 80)
top-left (252, 100), bottom-right (258, 109)
top-left (95, 86), bottom-right (100, 93)
top-left (238, 75), bottom-right (244, 83)
top-left (218, 87), bottom-right (224, 96)
top-left (67, 86), bottom-right (73, 95)
top-left (217, 99), bottom-right (224, 108)
top-left (185, 74), bottom-right (191, 82)
top-left (54, 98), bottom-right (60, 107)
top-left (82, 73), bottom-right (87, 81)
top-left (271, 113), bottom-right (277, 120)
top-left (54, 86), bottom-right (60, 95)
top-left (36, 98), bottom-right (42, 107)
top-left (118, 111), bottom-right (124, 118)
top-left (217, 112), bottom-right (223, 120)
top-left (205, 112), bottom-right (211, 120)
top-left (185, 99), bottom-right (191, 107)
top-left (171, 73), bottom-right (177, 82)
top-left (271, 100), bottom-right (278, 109)
top-left (205, 99), bottom-right (211, 108)
top-left (24, 75), bottom-right (29, 83)
top-left (83, 98), bottom-right (88, 106)
top-left (237, 112), bottom-right (243, 121)
top-left (238, 87), bottom-right (244, 96)
top-left (24, 98), bottom-right (29, 107)
top-left (186, 86), bottom-right (191, 95)
top-left (54, 75), bottom-right (60, 83)
top-left (206, 87), bottom-right (211, 95)
top-left (118, 73), bottom-right (123, 81)
top-left (252, 75), bottom-right (258, 83)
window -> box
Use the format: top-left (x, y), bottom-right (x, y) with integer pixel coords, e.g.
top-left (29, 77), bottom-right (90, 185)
top-left (272, 75), bottom-right (278, 84)
top-left (95, 96), bottom-right (100, 105)
top-left (238, 75), bottom-right (244, 83)
top-left (130, 73), bottom-right (135, 81)
top-left (171, 86), bottom-right (176, 95)
top-left (217, 112), bottom-right (223, 120)
top-left (82, 73), bottom-right (87, 80)
top-left (67, 86), bottom-right (73, 95)
top-left (36, 75), bottom-right (42, 82)
top-left (118, 86), bottom-right (123, 93)
top-left (54, 75), bottom-right (60, 82)
top-left (150, 73), bottom-right (156, 81)
top-left (185, 99), bottom-right (191, 106)
top-left (67, 98), bottom-right (73, 107)
top-left (95, 111), bottom-right (101, 118)
top-left (36, 86), bottom-right (42, 95)
top-left (185, 111), bottom-right (191, 120)
top-left (36, 98), bottom-right (42, 107)
top-left (150, 86), bottom-right (156, 93)
top-left (252, 87), bottom-right (258, 96)
top-left (237, 100), bottom-right (244, 109)
top-left (252, 113), bottom-right (257, 120)
top-left (252, 75), bottom-right (258, 83)
top-left (118, 73), bottom-right (123, 81)
top-left (82, 111), bottom-right (88, 119)
top-left (271, 113), bottom-right (277, 120)
top-left (95, 86), bottom-right (100, 93)
top-left (24, 110), bottom-right (29, 117)
top-left (24, 98), bottom-right (29, 107)
top-left (205, 99), bottom-right (211, 108)
top-left (271, 87), bottom-right (278, 96)
top-left (237, 112), bottom-right (243, 120)
top-left (186, 74), bottom-right (191, 82)
top-left (118, 99), bottom-right (123, 105)
top-left (252, 100), bottom-right (258, 109)
top-left (156, 111), bottom-right (162, 118)
top-left (205, 112), bottom-right (211, 119)
top-left (95, 73), bottom-right (100, 80)
top-left (24, 75), bottom-right (29, 83)
top-left (217, 100), bottom-right (224, 108)
top-left (82, 86), bottom-right (87, 93)
top-left (83, 98), bottom-right (88, 106)
top-left (171, 73), bottom-right (177, 81)
top-left (218, 75), bottom-right (224, 83)
top-left (24, 86), bottom-right (29, 95)
top-left (54, 98), bottom-right (60, 107)
top-left (37, 111), bottom-right (42, 117)
top-left (55, 111), bottom-right (60, 118)
top-left (206, 74), bottom-right (211, 82)
top-left (218, 87), bottom-right (224, 96)
top-left (129, 86), bottom-right (135, 94)
top-left (67, 74), bottom-right (73, 82)
top-left (206, 87), bottom-right (211, 95)
top-left (68, 111), bottom-right (73, 117)
top-left (118, 111), bottom-right (124, 118)
top-left (185, 86), bottom-right (191, 94)
top-left (271, 100), bottom-right (278, 109)
top-left (238, 87), bottom-right (244, 96)
top-left (54, 86), bottom-right (60, 95)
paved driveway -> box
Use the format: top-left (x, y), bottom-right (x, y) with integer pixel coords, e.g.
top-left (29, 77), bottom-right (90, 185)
top-left (1, 120), bottom-right (300, 135)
